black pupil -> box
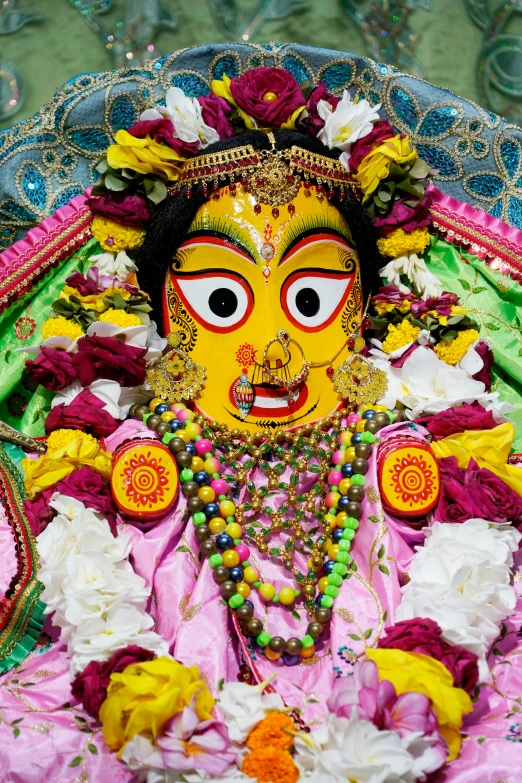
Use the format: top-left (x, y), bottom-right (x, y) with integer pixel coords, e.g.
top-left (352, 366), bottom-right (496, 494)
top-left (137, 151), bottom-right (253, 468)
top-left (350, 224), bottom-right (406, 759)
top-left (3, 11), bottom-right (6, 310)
top-left (295, 287), bottom-right (320, 317)
top-left (209, 288), bottom-right (238, 318)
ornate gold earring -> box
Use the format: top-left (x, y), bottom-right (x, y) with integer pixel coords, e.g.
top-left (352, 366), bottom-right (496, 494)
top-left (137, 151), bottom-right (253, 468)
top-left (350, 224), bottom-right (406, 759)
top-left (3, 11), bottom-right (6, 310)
top-left (146, 332), bottom-right (206, 403)
top-left (331, 351), bottom-right (388, 407)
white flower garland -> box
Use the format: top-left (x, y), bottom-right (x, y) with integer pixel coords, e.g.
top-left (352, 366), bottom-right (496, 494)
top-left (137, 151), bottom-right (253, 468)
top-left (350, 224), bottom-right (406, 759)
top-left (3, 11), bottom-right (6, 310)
top-left (396, 518), bottom-right (521, 681)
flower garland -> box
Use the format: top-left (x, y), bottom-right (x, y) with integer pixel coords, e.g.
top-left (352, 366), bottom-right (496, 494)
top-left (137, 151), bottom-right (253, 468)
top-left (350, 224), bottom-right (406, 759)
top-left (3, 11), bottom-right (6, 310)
top-left (15, 70), bottom-right (522, 782)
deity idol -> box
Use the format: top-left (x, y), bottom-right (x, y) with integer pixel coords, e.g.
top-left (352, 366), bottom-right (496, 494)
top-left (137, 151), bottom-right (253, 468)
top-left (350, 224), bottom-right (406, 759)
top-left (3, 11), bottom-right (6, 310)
top-left (1, 53), bottom-right (522, 783)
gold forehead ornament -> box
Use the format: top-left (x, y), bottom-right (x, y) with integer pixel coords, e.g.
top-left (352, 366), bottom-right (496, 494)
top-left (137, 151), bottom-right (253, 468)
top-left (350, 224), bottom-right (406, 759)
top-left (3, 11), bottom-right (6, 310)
top-left (169, 139), bottom-right (355, 207)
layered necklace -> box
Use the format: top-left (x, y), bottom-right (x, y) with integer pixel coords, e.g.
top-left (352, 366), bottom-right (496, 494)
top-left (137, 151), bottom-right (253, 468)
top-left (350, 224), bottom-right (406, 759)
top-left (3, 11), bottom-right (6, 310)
top-left (128, 398), bottom-right (393, 666)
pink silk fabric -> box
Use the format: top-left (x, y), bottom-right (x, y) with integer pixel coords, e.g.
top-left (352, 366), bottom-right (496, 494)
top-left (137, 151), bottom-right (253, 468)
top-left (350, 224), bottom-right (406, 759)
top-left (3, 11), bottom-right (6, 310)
top-left (1, 419), bottom-right (522, 782)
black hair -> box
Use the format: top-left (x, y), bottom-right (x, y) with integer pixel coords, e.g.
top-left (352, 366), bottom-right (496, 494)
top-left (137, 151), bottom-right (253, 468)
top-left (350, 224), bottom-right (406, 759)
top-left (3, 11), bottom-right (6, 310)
top-left (137, 129), bottom-right (382, 329)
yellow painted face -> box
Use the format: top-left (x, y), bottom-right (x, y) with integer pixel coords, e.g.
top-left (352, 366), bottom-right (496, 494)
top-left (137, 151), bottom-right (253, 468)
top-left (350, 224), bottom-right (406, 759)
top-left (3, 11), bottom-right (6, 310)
top-left (163, 186), bottom-right (363, 431)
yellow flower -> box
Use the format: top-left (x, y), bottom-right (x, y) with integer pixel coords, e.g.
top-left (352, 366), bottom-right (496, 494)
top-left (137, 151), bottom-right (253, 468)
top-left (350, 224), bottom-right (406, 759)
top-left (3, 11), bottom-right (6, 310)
top-left (22, 429), bottom-right (112, 498)
top-left (432, 421), bottom-right (522, 499)
top-left (41, 316), bottom-right (83, 341)
top-left (99, 657), bottom-right (214, 752)
top-left (377, 227), bottom-right (430, 259)
top-left (354, 134), bottom-right (417, 197)
top-left (99, 309), bottom-right (142, 327)
top-left (381, 320), bottom-right (421, 354)
top-left (107, 130), bottom-right (184, 180)
top-left (243, 748), bottom-right (299, 783)
top-left (91, 216), bottom-right (145, 254)
top-left (434, 329), bottom-right (479, 366)
top-left (450, 305), bottom-right (467, 316)
top-left (61, 284), bottom-right (131, 313)
top-left (366, 648), bottom-right (473, 760)
top-left (374, 299), bottom-right (412, 317)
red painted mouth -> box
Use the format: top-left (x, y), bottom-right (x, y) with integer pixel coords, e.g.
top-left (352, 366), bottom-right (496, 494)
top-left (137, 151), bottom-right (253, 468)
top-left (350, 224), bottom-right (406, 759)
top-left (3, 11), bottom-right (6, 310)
top-left (229, 379), bottom-right (309, 419)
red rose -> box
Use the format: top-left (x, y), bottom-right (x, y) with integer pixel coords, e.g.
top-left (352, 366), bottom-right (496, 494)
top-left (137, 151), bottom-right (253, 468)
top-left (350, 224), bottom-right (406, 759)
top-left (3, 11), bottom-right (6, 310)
top-left (72, 335), bottom-right (147, 388)
top-left (425, 402), bottom-right (498, 440)
top-left (127, 118), bottom-right (200, 158)
top-left (88, 193), bottom-right (151, 227)
top-left (374, 195), bottom-right (433, 235)
top-left (66, 268), bottom-right (101, 296)
top-left (472, 341), bottom-right (494, 391)
top-left (198, 93), bottom-right (233, 138)
top-left (25, 347), bottom-right (77, 392)
top-left (24, 489), bottom-right (54, 537)
top-left (45, 389), bottom-right (119, 438)
top-left (469, 464), bottom-right (522, 525)
top-left (378, 618), bottom-right (479, 694)
top-left (348, 120), bottom-right (395, 171)
top-left (71, 645), bottom-right (155, 717)
top-left (229, 67), bottom-right (305, 128)
top-left (303, 82), bottom-right (339, 137)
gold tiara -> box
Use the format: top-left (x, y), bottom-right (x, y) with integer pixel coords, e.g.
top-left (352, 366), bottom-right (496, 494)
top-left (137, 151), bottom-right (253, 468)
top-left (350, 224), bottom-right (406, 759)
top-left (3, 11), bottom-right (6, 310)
top-left (168, 144), bottom-right (355, 208)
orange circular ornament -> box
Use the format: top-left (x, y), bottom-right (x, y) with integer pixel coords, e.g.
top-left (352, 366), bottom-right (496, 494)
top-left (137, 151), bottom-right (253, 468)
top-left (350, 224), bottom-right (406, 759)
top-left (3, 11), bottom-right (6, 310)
top-left (111, 438), bottom-right (179, 521)
top-left (378, 439), bottom-right (440, 519)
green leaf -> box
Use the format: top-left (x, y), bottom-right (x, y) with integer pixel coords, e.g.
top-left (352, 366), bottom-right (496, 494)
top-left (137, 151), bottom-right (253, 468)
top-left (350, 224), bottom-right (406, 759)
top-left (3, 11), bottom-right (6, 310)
top-left (347, 633), bottom-right (361, 641)
top-left (105, 174), bottom-right (126, 191)
top-left (382, 610), bottom-right (388, 623)
top-left (175, 546), bottom-right (189, 553)
top-left (486, 322), bottom-right (501, 331)
top-left (378, 564), bottom-right (390, 576)
top-left (459, 278), bottom-right (471, 291)
top-left (11, 718), bottom-right (23, 725)
top-left (473, 286), bottom-right (487, 294)
top-left (74, 716), bottom-right (87, 723)
top-left (291, 609), bottom-right (301, 621)
top-left (69, 757), bottom-right (82, 768)
top-left (368, 515), bottom-right (379, 523)
top-left (88, 744), bottom-right (98, 755)
top-left (363, 628), bottom-right (373, 639)
top-left (147, 179), bottom-right (168, 205)
top-left (477, 737), bottom-right (486, 745)
top-left (218, 678), bottom-right (224, 691)
top-left (377, 545), bottom-right (385, 559)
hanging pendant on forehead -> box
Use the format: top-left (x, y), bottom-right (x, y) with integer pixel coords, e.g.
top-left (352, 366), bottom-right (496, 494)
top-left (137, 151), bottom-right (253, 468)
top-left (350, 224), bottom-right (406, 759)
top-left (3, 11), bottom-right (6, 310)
top-left (233, 373), bottom-right (254, 420)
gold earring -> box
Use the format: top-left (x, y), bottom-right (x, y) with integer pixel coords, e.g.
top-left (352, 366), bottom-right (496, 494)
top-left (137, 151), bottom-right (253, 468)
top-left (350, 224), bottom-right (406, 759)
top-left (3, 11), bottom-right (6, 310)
top-left (331, 352), bottom-right (388, 407)
top-left (146, 332), bottom-right (206, 403)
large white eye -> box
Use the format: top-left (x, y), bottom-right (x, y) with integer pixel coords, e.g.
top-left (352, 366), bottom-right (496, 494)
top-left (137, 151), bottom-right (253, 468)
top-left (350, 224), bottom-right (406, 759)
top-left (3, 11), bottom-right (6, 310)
top-left (281, 271), bottom-right (354, 331)
top-left (173, 272), bottom-right (253, 333)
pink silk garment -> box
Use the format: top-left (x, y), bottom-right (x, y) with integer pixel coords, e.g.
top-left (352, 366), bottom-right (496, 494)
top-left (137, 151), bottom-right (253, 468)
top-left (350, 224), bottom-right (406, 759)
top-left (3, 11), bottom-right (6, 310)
top-left (1, 419), bottom-right (522, 783)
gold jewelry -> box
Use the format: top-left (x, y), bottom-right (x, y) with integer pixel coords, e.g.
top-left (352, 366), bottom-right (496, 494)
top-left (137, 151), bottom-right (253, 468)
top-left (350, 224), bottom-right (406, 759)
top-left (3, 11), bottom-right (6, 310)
top-left (332, 353), bottom-right (388, 406)
top-left (146, 332), bottom-right (206, 403)
top-left (0, 420), bottom-right (46, 453)
top-left (261, 330), bottom-right (308, 389)
top-left (169, 144), bottom-right (354, 206)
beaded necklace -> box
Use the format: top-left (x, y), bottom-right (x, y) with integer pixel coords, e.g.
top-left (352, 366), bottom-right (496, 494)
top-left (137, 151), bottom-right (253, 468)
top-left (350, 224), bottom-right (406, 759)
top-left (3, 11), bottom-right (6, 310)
top-left (128, 401), bottom-right (395, 665)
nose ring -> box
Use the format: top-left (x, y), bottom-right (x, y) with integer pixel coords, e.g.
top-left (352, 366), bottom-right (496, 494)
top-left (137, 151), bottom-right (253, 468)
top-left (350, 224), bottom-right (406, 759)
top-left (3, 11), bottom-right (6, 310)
top-left (261, 330), bottom-right (309, 390)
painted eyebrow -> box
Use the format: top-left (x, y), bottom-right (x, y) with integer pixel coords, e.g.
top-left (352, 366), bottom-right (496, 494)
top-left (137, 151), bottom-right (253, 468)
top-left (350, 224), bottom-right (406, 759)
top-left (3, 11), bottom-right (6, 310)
top-left (278, 226), bottom-right (354, 266)
top-left (185, 214), bottom-right (258, 259)
top-left (179, 230), bottom-right (257, 265)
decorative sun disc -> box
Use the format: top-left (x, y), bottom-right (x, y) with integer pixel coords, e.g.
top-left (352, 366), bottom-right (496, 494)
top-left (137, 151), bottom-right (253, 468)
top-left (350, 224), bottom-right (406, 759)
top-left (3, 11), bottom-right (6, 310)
top-left (111, 439), bottom-right (179, 521)
top-left (378, 440), bottom-right (440, 519)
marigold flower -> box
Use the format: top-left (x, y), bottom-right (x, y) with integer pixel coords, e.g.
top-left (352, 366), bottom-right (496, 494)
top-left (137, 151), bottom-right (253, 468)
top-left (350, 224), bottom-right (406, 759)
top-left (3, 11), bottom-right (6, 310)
top-left (99, 657), bottom-right (214, 753)
top-left (98, 309), bottom-right (142, 328)
top-left (41, 316), bottom-right (83, 341)
top-left (354, 134), bottom-right (417, 196)
top-left (377, 227), bottom-right (430, 259)
top-left (381, 320), bottom-right (421, 354)
top-left (242, 747), bottom-right (299, 783)
top-left (435, 329), bottom-right (479, 366)
top-left (246, 711), bottom-right (295, 751)
top-left (91, 215), bottom-right (145, 254)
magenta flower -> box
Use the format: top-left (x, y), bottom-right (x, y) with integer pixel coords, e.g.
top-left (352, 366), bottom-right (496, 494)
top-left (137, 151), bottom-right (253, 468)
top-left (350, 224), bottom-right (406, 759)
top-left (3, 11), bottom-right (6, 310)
top-left (303, 82), bottom-right (340, 136)
top-left (374, 195), bottom-right (433, 235)
top-left (410, 291), bottom-right (459, 318)
top-left (229, 67), bottom-right (305, 128)
top-left (88, 192), bottom-right (151, 227)
top-left (128, 118), bottom-right (200, 158)
top-left (198, 93), bottom-right (234, 139)
top-left (372, 284), bottom-right (417, 310)
top-left (348, 120), bottom-right (396, 171)
top-left (158, 702), bottom-right (235, 776)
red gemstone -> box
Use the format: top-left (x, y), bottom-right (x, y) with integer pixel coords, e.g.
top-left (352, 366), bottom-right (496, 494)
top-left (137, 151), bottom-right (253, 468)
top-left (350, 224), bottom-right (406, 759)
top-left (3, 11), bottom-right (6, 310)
top-left (326, 366), bottom-right (334, 378)
top-left (327, 189), bottom-right (335, 200)
top-left (251, 155), bottom-right (259, 164)
top-left (254, 203), bottom-right (262, 214)
top-left (183, 189), bottom-right (192, 199)
top-left (347, 337), bottom-right (355, 349)
top-left (241, 177), bottom-right (249, 188)
top-left (272, 207), bottom-right (279, 218)
top-left (363, 318), bottom-right (372, 330)
top-left (303, 180), bottom-right (311, 189)
top-left (339, 192), bottom-right (347, 201)
top-left (212, 165), bottom-right (219, 174)
top-left (257, 178), bottom-right (265, 186)
top-left (202, 187), bottom-right (209, 197)
top-left (286, 174), bottom-right (294, 182)
top-left (219, 163), bottom-right (226, 172)
top-left (229, 184), bottom-right (236, 195)
top-left (171, 188), bottom-right (180, 197)
top-left (316, 184), bottom-right (324, 194)
top-left (288, 203), bottom-right (295, 215)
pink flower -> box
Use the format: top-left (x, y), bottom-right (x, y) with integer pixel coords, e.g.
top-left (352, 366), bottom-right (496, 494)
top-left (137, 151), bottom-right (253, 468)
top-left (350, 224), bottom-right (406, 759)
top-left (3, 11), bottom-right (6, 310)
top-left (303, 82), bottom-right (339, 136)
top-left (472, 341), bottom-right (494, 390)
top-left (65, 268), bottom-right (102, 296)
top-left (469, 461), bottom-right (522, 526)
top-left (378, 617), bottom-right (479, 694)
top-left (127, 118), bottom-right (200, 158)
top-left (88, 193), bottom-right (151, 227)
top-left (198, 93), bottom-right (233, 138)
top-left (71, 645), bottom-right (155, 717)
top-left (45, 389), bottom-right (119, 438)
top-left (373, 283), bottom-right (417, 309)
top-left (158, 702), bottom-right (235, 775)
top-left (229, 67), bottom-right (306, 128)
top-left (328, 659), bottom-right (440, 737)
top-left (410, 291), bottom-right (459, 318)
top-left (374, 195), bottom-right (433, 235)
top-left (348, 120), bottom-right (396, 171)
top-left (25, 347), bottom-right (77, 392)
top-left (24, 489), bottom-right (54, 537)
top-left (72, 335), bottom-right (147, 387)
top-left (425, 402), bottom-right (498, 440)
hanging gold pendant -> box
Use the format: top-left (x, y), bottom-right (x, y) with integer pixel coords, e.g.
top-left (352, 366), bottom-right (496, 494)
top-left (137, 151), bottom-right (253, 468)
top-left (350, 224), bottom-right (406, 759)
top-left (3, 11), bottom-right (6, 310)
top-left (146, 332), bottom-right (207, 403)
top-left (332, 353), bottom-right (388, 407)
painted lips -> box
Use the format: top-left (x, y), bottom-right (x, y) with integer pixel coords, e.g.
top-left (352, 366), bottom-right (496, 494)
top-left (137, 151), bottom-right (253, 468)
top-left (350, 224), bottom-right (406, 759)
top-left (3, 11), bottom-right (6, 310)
top-left (229, 378), bottom-right (309, 419)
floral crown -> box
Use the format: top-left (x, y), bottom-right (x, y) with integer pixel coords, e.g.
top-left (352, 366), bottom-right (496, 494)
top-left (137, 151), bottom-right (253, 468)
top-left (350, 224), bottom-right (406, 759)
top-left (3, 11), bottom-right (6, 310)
top-left (89, 66), bottom-right (434, 250)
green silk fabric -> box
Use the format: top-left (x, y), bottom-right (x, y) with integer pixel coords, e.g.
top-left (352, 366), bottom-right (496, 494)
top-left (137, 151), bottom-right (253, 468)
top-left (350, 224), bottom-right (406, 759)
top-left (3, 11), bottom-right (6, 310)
top-left (425, 236), bottom-right (522, 451)
top-left (0, 238), bottom-right (99, 438)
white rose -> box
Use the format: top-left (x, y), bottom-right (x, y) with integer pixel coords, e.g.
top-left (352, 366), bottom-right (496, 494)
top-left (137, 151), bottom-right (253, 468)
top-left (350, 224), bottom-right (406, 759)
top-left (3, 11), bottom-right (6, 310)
top-left (317, 91), bottom-right (381, 152)
top-left (141, 87), bottom-right (219, 149)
